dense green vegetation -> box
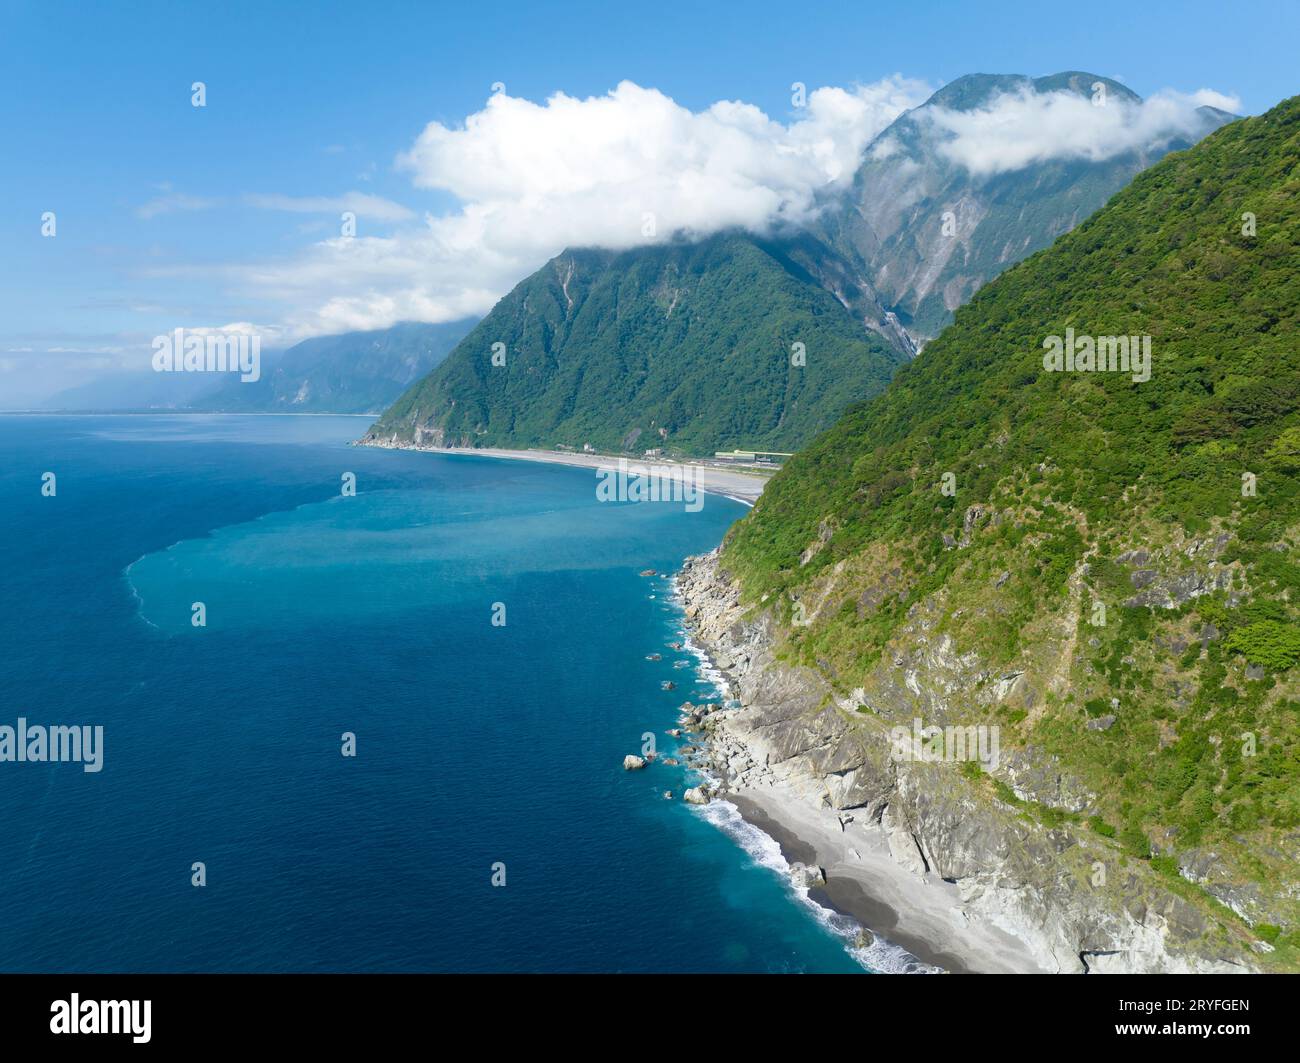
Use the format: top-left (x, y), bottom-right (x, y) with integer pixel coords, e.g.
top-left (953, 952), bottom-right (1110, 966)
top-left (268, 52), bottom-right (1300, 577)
top-left (724, 96), bottom-right (1300, 935)
top-left (367, 234), bottom-right (908, 456)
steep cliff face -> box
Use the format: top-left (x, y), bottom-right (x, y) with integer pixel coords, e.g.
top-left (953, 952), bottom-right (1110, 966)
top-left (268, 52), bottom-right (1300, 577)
top-left (818, 72), bottom-right (1234, 347)
top-left (679, 549), bottom-right (1260, 973)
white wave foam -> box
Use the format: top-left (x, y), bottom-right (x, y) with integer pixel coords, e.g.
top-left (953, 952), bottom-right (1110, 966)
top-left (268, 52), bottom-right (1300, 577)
top-left (695, 799), bottom-right (941, 975)
top-left (679, 640), bottom-right (734, 704)
top-left (666, 570), bottom-right (937, 972)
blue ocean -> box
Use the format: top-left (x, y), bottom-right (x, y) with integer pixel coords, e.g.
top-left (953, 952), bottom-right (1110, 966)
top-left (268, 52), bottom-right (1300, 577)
top-left (0, 415), bottom-right (866, 973)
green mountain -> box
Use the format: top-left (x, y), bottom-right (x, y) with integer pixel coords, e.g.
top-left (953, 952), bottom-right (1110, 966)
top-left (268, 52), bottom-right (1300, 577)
top-left (361, 233), bottom-right (909, 455)
top-left (719, 96), bottom-right (1300, 966)
top-left (818, 72), bottom-right (1235, 347)
top-left (195, 319), bottom-right (475, 414)
top-left (366, 72), bottom-right (1233, 458)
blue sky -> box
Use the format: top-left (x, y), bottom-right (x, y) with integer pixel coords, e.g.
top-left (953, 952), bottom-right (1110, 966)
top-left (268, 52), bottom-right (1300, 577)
top-left (1, 0), bottom-right (1297, 404)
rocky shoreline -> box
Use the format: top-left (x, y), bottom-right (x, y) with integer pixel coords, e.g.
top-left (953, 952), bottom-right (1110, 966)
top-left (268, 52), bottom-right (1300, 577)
top-left (673, 548), bottom-right (1258, 974)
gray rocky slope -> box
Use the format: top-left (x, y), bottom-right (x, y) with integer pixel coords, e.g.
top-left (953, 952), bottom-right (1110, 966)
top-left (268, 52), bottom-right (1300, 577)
top-left (678, 549), bottom-right (1259, 973)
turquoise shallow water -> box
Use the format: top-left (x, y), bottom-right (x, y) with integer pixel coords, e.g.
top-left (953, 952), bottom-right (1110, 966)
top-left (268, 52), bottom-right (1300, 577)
top-left (0, 414), bottom-right (868, 972)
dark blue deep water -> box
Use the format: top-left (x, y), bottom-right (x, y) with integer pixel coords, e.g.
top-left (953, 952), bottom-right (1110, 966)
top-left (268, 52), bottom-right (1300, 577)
top-left (0, 415), bottom-right (865, 972)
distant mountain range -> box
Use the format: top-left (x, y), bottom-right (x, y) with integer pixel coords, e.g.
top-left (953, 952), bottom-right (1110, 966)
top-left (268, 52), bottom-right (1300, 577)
top-left (193, 320), bottom-right (475, 414)
top-left (43, 319), bottom-right (476, 414)
top-left (364, 72), bottom-right (1235, 457)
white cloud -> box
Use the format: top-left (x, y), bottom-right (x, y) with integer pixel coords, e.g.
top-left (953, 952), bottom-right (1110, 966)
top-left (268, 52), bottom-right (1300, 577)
top-left (154, 76), bottom-right (1237, 339)
top-left (1188, 88), bottom-right (1240, 112)
top-left (919, 87), bottom-right (1239, 177)
top-left (869, 136), bottom-right (901, 160)
top-left (179, 321), bottom-right (266, 338)
top-left (399, 78), bottom-right (926, 242)
top-left (136, 193), bottom-right (221, 220)
top-left (244, 192), bottom-right (414, 223)
top-left (219, 77), bottom-right (930, 336)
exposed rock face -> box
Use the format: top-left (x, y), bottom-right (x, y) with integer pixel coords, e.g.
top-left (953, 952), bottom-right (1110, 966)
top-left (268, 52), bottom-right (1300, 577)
top-left (999, 747), bottom-right (1097, 812)
top-left (623, 755), bottom-right (646, 771)
top-left (676, 548), bottom-right (1256, 974)
top-left (1118, 543), bottom-right (1238, 610)
top-left (683, 786), bottom-right (711, 805)
top-left (357, 426), bottom-right (470, 450)
top-left (813, 74), bottom-right (1233, 350)
top-left (789, 863), bottom-right (827, 889)
top-left (1177, 849), bottom-right (1290, 926)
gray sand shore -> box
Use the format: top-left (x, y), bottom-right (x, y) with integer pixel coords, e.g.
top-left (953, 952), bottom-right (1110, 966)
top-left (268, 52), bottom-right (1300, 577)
top-left (357, 441), bottom-right (773, 503)
top-left (730, 795), bottom-right (972, 973)
top-left (721, 784), bottom-right (1051, 974)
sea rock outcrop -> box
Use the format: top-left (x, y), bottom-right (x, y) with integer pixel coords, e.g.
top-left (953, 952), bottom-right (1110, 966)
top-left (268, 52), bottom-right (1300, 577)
top-left (789, 863), bottom-right (827, 889)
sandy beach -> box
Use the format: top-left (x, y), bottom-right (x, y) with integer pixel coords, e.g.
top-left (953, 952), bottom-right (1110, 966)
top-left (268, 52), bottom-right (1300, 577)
top-left (358, 441), bottom-right (774, 504)
top-left (726, 786), bottom-right (1053, 973)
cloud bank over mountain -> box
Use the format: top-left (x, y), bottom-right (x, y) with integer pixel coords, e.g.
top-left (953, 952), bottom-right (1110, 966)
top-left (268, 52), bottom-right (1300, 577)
top-left (917, 86), bottom-right (1240, 176)
top-left (400, 78), bottom-right (930, 241)
top-left (244, 77), bottom-right (933, 336)
top-left (114, 76), bottom-right (1243, 346)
